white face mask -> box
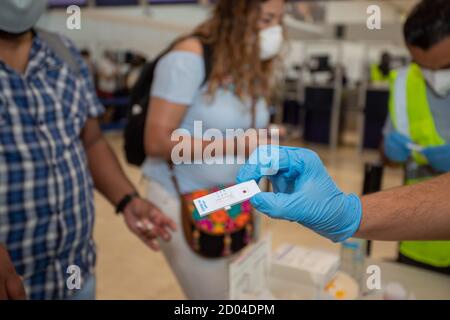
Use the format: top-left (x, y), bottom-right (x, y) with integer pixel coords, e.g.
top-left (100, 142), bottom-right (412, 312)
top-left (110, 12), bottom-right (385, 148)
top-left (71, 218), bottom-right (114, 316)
top-left (422, 68), bottom-right (450, 97)
top-left (259, 25), bottom-right (283, 61)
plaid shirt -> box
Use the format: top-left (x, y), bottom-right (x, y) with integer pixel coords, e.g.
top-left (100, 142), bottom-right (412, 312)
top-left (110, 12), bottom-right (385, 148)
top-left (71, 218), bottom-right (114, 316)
top-left (0, 32), bottom-right (104, 299)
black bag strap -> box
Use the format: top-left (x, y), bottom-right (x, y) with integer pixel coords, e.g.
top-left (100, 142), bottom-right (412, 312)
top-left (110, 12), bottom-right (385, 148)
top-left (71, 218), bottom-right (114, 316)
top-left (201, 41), bottom-right (213, 87)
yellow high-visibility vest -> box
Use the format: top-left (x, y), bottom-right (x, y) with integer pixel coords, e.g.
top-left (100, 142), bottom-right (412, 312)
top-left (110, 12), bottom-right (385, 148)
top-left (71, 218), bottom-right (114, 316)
top-left (388, 63), bottom-right (450, 268)
top-left (371, 64), bottom-right (390, 83)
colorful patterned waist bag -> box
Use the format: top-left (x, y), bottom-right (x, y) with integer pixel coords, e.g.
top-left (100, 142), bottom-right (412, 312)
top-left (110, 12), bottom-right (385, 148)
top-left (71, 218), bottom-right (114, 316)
top-left (176, 185), bottom-right (254, 258)
top-left (169, 102), bottom-right (257, 258)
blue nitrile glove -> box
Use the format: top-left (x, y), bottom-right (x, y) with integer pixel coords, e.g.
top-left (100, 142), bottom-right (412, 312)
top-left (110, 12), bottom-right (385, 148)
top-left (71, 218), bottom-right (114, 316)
top-left (237, 145), bottom-right (362, 242)
top-left (384, 131), bottom-right (412, 162)
top-left (422, 144), bottom-right (450, 173)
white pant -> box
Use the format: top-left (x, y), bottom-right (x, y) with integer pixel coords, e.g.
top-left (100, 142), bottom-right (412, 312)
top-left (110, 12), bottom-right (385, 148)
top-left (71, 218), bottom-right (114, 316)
top-left (146, 179), bottom-right (235, 300)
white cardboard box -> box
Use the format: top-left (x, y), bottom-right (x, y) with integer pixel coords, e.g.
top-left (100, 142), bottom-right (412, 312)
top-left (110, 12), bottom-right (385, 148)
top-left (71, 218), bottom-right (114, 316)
top-left (229, 235), bottom-right (272, 300)
top-left (229, 239), bottom-right (341, 300)
top-left (271, 244), bottom-right (340, 290)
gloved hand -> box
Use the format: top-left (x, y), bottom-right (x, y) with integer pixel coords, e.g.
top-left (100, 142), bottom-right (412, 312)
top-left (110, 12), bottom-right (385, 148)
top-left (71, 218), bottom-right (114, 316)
top-left (422, 144), bottom-right (450, 173)
top-left (384, 131), bottom-right (412, 162)
top-left (237, 145), bottom-right (362, 242)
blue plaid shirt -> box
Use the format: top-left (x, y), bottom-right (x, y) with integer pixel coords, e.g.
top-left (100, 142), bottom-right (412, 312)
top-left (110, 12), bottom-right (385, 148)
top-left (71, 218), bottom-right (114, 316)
top-left (0, 32), bottom-right (104, 299)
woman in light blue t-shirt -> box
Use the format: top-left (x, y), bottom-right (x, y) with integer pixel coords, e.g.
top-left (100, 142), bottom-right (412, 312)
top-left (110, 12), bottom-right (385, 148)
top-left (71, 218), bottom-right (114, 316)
top-left (143, 0), bottom-right (285, 299)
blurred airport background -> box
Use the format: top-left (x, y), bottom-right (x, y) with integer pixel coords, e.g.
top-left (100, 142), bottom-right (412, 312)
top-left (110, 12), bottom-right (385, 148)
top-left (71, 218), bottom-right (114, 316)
top-left (24, 0), bottom-right (448, 299)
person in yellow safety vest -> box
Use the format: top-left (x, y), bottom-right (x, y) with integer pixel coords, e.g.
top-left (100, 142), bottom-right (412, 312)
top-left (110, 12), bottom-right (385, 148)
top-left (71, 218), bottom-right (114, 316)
top-left (383, 0), bottom-right (450, 275)
top-left (370, 51), bottom-right (391, 84)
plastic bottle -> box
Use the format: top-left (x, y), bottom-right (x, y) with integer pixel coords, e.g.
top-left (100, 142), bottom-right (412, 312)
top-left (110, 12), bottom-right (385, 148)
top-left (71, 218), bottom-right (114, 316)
top-left (340, 238), bottom-right (367, 292)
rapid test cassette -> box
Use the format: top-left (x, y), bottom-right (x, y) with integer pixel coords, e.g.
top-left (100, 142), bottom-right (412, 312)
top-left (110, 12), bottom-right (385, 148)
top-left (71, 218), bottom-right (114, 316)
top-left (193, 180), bottom-right (261, 217)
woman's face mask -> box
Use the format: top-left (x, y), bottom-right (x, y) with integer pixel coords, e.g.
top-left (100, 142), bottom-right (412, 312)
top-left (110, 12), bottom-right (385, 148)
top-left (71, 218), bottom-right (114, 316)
top-left (259, 25), bottom-right (283, 61)
top-left (422, 68), bottom-right (450, 97)
top-left (0, 0), bottom-right (47, 34)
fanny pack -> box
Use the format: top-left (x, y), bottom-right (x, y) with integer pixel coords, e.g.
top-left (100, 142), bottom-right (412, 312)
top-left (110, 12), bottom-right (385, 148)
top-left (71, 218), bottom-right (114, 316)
top-left (169, 101), bottom-right (257, 258)
top-left (175, 184), bottom-right (254, 258)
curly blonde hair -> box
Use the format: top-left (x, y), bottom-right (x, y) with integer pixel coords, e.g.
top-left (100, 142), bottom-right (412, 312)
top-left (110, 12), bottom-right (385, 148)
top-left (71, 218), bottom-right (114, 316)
top-left (185, 0), bottom-right (278, 101)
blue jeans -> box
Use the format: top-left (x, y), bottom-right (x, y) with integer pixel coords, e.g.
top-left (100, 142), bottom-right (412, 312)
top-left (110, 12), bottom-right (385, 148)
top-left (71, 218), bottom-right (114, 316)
top-left (66, 274), bottom-right (96, 300)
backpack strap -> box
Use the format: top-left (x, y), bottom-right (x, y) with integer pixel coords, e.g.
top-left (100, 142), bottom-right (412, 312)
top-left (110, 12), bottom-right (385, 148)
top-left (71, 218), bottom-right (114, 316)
top-left (36, 28), bottom-right (81, 75)
top-left (200, 41), bottom-right (213, 86)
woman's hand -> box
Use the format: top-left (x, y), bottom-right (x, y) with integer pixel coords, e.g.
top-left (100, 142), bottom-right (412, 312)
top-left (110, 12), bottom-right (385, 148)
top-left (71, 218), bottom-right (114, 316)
top-left (236, 128), bottom-right (279, 159)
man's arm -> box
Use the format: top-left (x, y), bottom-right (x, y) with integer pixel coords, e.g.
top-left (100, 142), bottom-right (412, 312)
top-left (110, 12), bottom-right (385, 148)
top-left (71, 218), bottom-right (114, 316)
top-left (81, 118), bottom-right (176, 251)
top-left (237, 146), bottom-right (450, 242)
top-left (0, 245), bottom-right (26, 300)
top-left (81, 118), bottom-right (136, 206)
top-left (356, 173), bottom-right (450, 241)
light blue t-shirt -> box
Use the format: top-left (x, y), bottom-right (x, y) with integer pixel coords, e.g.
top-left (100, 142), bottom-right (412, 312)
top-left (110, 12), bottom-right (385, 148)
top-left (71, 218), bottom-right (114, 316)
top-left (142, 51), bottom-right (270, 195)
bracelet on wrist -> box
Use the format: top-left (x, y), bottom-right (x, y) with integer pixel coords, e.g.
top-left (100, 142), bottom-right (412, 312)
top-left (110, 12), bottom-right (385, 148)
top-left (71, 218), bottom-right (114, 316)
top-left (115, 192), bottom-right (140, 214)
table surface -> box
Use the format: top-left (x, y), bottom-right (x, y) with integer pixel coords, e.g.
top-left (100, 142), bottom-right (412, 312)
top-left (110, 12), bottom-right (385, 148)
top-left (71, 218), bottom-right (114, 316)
top-left (364, 259), bottom-right (450, 300)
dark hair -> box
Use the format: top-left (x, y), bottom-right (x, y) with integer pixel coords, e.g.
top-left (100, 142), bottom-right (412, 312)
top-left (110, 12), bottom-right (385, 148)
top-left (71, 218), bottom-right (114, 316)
top-left (80, 48), bottom-right (90, 57)
top-left (404, 0), bottom-right (450, 50)
top-left (379, 51), bottom-right (391, 77)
